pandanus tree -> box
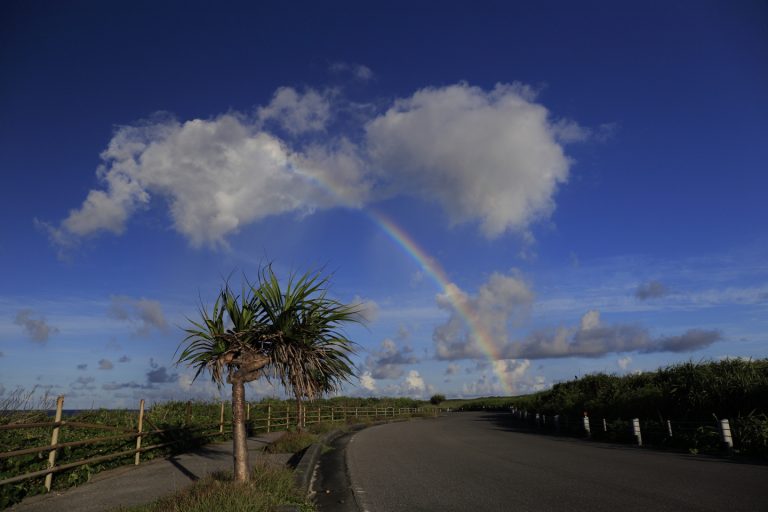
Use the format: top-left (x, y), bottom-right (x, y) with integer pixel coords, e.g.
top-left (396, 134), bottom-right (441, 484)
top-left (252, 268), bottom-right (360, 429)
top-left (176, 267), bottom-right (360, 482)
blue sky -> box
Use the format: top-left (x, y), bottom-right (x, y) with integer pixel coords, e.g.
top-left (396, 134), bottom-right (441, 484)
top-left (1, 1), bottom-right (767, 408)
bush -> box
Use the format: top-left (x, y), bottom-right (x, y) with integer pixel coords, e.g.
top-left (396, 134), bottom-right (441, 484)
top-left (430, 394), bottom-right (446, 405)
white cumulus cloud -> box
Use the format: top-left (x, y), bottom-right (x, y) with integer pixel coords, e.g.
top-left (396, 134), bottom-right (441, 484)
top-left (257, 87), bottom-right (333, 134)
top-left (42, 82), bottom-right (593, 251)
top-left (359, 371), bottom-right (377, 391)
top-left (365, 82), bottom-right (573, 237)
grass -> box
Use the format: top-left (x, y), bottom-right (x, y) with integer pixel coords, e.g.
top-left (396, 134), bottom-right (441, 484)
top-left (265, 431), bottom-right (318, 454)
top-left (114, 462), bottom-right (314, 512)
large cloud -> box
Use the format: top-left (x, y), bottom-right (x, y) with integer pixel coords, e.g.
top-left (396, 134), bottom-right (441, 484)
top-left (434, 274), bottom-right (723, 361)
top-left (43, 82), bottom-right (582, 250)
top-left (365, 83), bottom-right (572, 237)
top-left (505, 311), bottom-right (721, 359)
top-left (44, 106), bottom-right (370, 249)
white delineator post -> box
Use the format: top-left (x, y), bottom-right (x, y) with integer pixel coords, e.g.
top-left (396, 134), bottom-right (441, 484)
top-left (583, 413), bottom-right (591, 436)
top-left (632, 418), bottom-right (643, 446)
top-left (667, 420), bottom-right (673, 438)
top-left (720, 419), bottom-right (734, 449)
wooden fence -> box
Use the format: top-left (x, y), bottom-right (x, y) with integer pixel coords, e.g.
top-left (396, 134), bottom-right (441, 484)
top-left (0, 396), bottom-right (435, 492)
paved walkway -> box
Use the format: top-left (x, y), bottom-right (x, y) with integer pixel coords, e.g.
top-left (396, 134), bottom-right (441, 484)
top-left (11, 432), bottom-right (289, 512)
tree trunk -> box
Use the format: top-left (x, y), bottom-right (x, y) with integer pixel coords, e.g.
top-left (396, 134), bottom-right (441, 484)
top-left (231, 379), bottom-right (250, 482)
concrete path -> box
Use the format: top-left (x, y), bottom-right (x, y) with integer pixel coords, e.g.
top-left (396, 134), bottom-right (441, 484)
top-left (11, 432), bottom-right (289, 512)
top-left (347, 412), bottom-right (768, 512)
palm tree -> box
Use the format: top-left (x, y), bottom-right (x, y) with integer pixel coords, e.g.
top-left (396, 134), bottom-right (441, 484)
top-left (251, 267), bottom-right (360, 429)
top-left (176, 284), bottom-right (271, 482)
top-left (176, 267), bottom-right (361, 481)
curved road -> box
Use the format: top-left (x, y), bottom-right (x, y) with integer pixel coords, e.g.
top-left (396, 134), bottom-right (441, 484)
top-left (344, 412), bottom-right (768, 512)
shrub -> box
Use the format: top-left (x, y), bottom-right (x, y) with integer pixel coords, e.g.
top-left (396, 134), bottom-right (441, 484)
top-left (430, 394), bottom-right (446, 405)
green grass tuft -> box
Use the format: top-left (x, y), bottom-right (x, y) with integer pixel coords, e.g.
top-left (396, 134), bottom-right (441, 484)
top-left (265, 431), bottom-right (318, 454)
top-left (114, 462), bottom-right (314, 512)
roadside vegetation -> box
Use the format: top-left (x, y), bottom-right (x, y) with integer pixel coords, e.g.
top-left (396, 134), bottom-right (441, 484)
top-left (114, 462), bottom-right (314, 512)
top-left (0, 392), bottom-right (431, 508)
top-left (451, 359), bottom-right (768, 456)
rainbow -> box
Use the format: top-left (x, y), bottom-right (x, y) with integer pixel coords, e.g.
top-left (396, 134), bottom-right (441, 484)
top-left (292, 164), bottom-right (515, 395)
top-left (369, 209), bottom-right (515, 395)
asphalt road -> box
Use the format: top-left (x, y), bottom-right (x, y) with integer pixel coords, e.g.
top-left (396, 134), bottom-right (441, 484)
top-left (345, 412), bottom-right (768, 512)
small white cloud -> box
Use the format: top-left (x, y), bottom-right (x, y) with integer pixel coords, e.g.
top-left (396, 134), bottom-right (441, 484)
top-left (257, 87), bottom-right (333, 134)
top-left (109, 296), bottom-right (167, 336)
top-left (618, 356), bottom-right (632, 370)
top-left (635, 280), bottom-right (669, 300)
top-left (359, 371), bottom-right (376, 391)
top-left (579, 310), bottom-right (601, 331)
top-left (444, 363), bottom-right (461, 376)
top-left (14, 310), bottom-right (58, 343)
top-left (98, 359), bottom-right (114, 370)
top-left (329, 62), bottom-right (374, 82)
top-left (411, 270), bottom-right (425, 285)
top-left (352, 295), bottom-right (379, 323)
top-left (366, 338), bottom-right (418, 379)
top-left (404, 370), bottom-right (425, 393)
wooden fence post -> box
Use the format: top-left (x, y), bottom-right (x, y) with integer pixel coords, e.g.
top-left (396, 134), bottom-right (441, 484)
top-left (219, 402), bottom-right (225, 433)
top-left (318, 407), bottom-right (321, 423)
top-left (134, 399), bottom-right (145, 465)
top-left (285, 406), bottom-right (289, 429)
top-left (44, 395), bottom-right (64, 491)
top-left (331, 407), bottom-right (335, 422)
top-left (246, 402), bottom-right (250, 421)
top-left (267, 405), bottom-right (271, 433)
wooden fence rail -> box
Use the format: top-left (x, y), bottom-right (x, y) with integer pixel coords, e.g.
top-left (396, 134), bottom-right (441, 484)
top-left (0, 396), bottom-right (436, 492)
